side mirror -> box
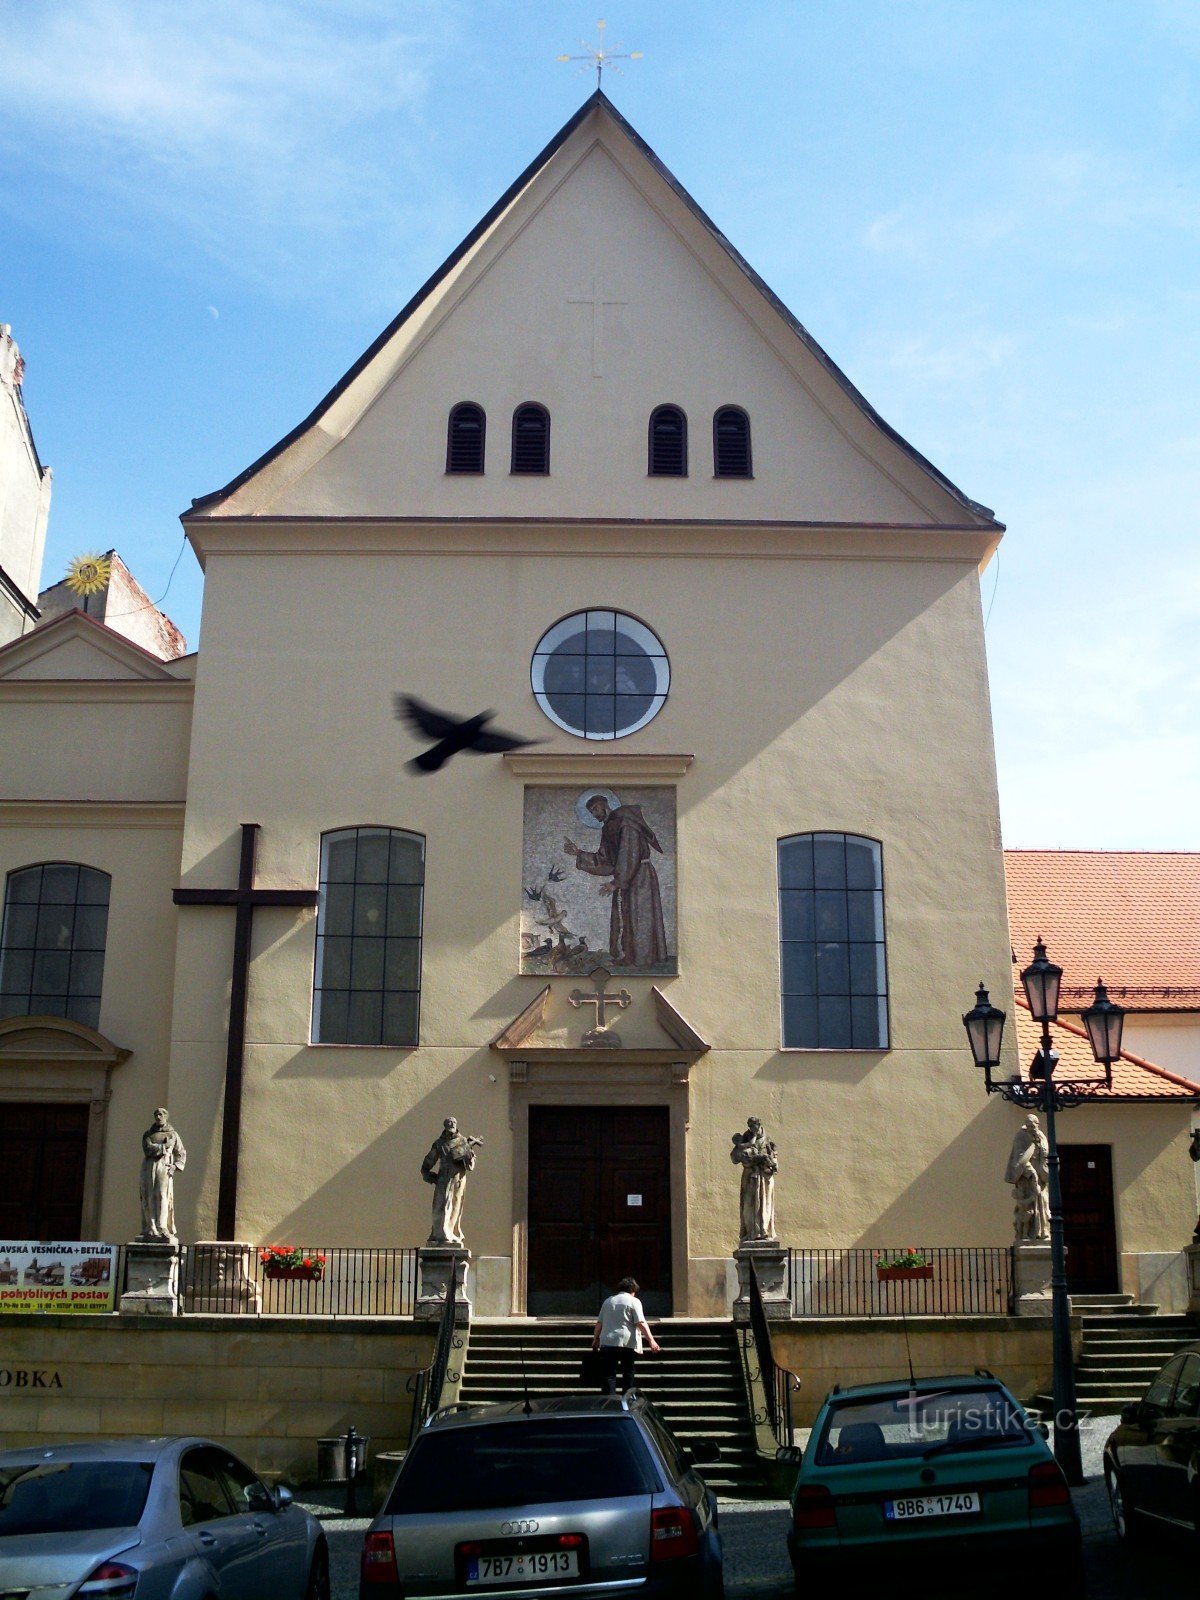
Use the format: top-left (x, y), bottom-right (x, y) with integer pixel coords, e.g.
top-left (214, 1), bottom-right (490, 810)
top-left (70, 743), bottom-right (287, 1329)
top-left (273, 1485), bottom-right (294, 1512)
top-left (775, 1445), bottom-right (803, 1466)
top-left (1120, 1403), bottom-right (1142, 1427)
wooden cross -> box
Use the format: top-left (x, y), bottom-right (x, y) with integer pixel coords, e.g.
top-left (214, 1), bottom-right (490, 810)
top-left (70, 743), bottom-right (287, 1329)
top-left (173, 824), bottom-right (318, 1239)
top-left (567, 277), bottom-right (627, 377)
top-left (569, 966), bottom-right (632, 1032)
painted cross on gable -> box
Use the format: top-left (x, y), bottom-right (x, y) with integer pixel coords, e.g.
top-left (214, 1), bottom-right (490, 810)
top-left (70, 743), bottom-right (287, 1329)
top-left (569, 965), bottom-right (632, 1047)
top-left (173, 823), bottom-right (318, 1239)
top-left (568, 278), bottom-right (627, 377)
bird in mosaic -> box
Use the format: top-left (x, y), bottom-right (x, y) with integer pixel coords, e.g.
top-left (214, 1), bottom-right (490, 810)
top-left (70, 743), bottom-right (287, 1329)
top-left (394, 694), bottom-right (542, 773)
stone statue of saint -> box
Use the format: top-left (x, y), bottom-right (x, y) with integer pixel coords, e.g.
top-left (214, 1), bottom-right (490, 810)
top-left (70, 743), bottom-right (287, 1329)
top-left (138, 1107), bottom-right (187, 1244)
top-left (1004, 1113), bottom-right (1050, 1243)
top-left (730, 1117), bottom-right (778, 1244)
top-left (421, 1117), bottom-right (482, 1248)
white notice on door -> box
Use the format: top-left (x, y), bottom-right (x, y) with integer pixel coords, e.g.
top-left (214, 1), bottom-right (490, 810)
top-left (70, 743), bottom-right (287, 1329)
top-left (627, 1194), bottom-right (643, 1207)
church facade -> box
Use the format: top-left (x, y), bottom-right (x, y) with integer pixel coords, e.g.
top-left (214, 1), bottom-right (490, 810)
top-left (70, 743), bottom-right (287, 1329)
top-left (1, 95), bottom-right (1195, 1317)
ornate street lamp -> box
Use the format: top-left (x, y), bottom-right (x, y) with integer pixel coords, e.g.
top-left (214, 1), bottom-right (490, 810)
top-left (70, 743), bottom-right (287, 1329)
top-left (963, 942), bottom-right (1126, 1487)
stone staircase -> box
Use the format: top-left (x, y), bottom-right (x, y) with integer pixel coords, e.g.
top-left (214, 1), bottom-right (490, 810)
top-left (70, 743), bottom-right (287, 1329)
top-left (1072, 1294), bottom-right (1196, 1412)
top-left (456, 1319), bottom-right (768, 1496)
top-left (1030, 1294), bottom-right (1196, 1417)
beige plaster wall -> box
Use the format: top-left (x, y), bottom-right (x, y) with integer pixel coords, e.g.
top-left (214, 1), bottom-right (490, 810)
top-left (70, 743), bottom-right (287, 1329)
top-left (0, 326), bottom-right (50, 636)
top-left (0, 1315), bottom-right (433, 1482)
top-left (0, 694), bottom-right (192, 802)
top-left (773, 1316), bottom-right (1076, 1427)
top-left (1124, 1014), bottom-right (1200, 1083)
top-left (0, 812), bottom-right (184, 1239)
top-left (1055, 1102), bottom-right (1197, 1256)
top-left (167, 525), bottom-right (1019, 1281)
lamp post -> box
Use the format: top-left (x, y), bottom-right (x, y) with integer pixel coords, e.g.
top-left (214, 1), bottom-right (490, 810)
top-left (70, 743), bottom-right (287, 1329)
top-left (962, 942), bottom-right (1125, 1486)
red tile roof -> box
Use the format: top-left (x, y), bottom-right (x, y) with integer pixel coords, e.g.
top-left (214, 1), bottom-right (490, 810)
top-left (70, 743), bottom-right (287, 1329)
top-left (1011, 995), bottom-right (1200, 1101)
top-left (1005, 850), bottom-right (1200, 1011)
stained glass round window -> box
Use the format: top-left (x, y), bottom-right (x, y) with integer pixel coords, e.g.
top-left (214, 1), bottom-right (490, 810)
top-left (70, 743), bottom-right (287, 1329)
top-left (531, 610), bottom-right (670, 740)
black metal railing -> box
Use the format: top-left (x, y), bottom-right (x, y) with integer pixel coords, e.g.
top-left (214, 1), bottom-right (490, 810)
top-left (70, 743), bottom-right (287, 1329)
top-left (182, 1245), bottom-right (418, 1316)
top-left (738, 1262), bottom-right (796, 1449)
top-left (788, 1247), bottom-right (1012, 1318)
top-left (408, 1266), bottom-right (464, 1445)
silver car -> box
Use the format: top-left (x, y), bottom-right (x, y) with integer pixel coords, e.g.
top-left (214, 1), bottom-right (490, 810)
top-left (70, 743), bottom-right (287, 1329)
top-left (361, 1394), bottom-right (723, 1599)
top-left (0, 1436), bottom-right (329, 1598)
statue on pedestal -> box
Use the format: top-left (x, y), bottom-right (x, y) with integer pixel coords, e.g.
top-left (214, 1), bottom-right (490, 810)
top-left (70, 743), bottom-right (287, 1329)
top-left (138, 1108), bottom-right (186, 1244)
top-left (1004, 1113), bottom-right (1050, 1243)
top-left (730, 1117), bottom-right (778, 1244)
top-left (421, 1117), bottom-right (482, 1247)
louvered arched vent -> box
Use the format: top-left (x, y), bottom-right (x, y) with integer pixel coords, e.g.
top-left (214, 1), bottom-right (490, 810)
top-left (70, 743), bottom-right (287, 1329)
top-left (511, 404), bottom-right (550, 474)
top-left (714, 406), bottom-right (752, 478)
top-left (648, 405), bottom-right (688, 476)
top-left (446, 403), bottom-right (485, 474)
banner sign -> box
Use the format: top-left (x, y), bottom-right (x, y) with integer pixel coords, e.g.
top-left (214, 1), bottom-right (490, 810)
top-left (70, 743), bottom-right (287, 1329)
top-left (0, 1243), bottom-right (119, 1313)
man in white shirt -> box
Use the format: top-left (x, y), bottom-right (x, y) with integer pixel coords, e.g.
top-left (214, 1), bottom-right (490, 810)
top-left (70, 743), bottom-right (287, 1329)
top-left (591, 1276), bottom-right (661, 1395)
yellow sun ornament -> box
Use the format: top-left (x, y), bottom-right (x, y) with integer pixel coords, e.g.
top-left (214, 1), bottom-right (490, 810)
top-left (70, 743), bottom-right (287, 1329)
top-left (64, 553), bottom-right (112, 598)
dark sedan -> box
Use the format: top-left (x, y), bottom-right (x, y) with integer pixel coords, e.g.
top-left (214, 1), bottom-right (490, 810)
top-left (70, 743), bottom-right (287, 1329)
top-left (1104, 1342), bottom-right (1200, 1541)
top-left (0, 1436), bottom-right (329, 1598)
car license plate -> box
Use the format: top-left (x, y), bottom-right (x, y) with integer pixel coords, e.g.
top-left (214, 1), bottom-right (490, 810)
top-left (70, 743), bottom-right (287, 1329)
top-left (467, 1551), bottom-right (580, 1584)
top-left (884, 1491), bottom-right (981, 1520)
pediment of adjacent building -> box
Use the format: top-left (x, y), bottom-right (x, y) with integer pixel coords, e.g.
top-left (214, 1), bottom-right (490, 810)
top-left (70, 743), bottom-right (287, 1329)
top-left (0, 611), bottom-right (182, 682)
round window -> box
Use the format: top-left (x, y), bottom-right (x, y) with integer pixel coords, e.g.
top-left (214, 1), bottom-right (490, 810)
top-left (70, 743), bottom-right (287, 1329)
top-left (531, 610), bottom-right (670, 740)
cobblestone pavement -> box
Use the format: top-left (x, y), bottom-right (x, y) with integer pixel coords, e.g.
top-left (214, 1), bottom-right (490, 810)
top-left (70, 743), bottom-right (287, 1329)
top-left (308, 1416), bottom-right (1195, 1599)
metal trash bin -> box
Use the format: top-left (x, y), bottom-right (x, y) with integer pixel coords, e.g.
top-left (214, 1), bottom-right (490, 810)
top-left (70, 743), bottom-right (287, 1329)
top-left (317, 1437), bottom-right (348, 1484)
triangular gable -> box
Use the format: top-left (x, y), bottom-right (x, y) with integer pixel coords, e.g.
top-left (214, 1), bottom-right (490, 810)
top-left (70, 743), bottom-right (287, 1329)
top-left (0, 610), bottom-right (181, 682)
top-left (186, 93), bottom-right (1000, 533)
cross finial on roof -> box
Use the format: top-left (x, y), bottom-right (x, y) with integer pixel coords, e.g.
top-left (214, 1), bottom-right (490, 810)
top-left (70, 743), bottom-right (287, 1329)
top-left (557, 18), bottom-right (643, 90)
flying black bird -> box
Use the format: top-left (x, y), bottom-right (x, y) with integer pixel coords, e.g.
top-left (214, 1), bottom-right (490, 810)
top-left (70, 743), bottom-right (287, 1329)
top-left (546, 864), bottom-right (565, 883)
top-left (395, 694), bottom-right (542, 774)
top-left (524, 885), bottom-right (544, 903)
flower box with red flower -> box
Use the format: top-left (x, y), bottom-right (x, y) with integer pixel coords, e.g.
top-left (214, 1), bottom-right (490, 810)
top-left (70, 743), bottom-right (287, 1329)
top-left (260, 1246), bottom-right (326, 1282)
top-left (874, 1250), bottom-right (933, 1282)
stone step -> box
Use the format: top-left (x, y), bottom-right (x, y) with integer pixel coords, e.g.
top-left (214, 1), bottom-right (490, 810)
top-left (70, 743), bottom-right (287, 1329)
top-left (1071, 1293), bottom-right (1135, 1307)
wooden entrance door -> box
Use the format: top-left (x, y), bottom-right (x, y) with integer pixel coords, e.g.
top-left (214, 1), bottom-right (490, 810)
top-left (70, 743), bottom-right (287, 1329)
top-left (1058, 1144), bottom-right (1118, 1294)
top-left (0, 1103), bottom-right (89, 1240)
top-left (527, 1106), bottom-right (672, 1317)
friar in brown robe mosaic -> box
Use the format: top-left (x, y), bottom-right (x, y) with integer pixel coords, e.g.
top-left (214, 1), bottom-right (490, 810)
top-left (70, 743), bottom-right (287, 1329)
top-left (564, 793), bottom-right (668, 968)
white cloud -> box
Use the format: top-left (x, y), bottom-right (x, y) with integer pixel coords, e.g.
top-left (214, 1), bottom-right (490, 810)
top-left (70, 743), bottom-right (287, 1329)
top-left (0, 0), bottom-right (463, 292)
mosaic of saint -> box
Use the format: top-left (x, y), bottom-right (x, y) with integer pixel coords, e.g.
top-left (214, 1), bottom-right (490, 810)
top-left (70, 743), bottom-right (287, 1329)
top-left (521, 787), bottom-right (677, 977)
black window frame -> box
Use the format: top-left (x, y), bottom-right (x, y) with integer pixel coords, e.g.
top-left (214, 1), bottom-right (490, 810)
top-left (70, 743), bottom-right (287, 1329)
top-left (648, 404), bottom-right (688, 477)
top-left (713, 405), bottom-right (753, 478)
top-left (511, 402), bottom-right (551, 475)
top-left (0, 862), bottom-right (111, 1029)
top-left (530, 608), bottom-right (671, 741)
top-left (778, 832), bottom-right (889, 1051)
top-left (446, 401), bottom-right (486, 474)
top-left (311, 826), bottom-right (425, 1048)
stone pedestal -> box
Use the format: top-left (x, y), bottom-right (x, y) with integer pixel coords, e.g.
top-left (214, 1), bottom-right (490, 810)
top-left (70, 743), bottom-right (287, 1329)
top-left (732, 1242), bottom-right (790, 1322)
top-left (119, 1241), bottom-right (181, 1316)
top-left (1011, 1242), bottom-right (1053, 1316)
top-left (186, 1241), bottom-right (262, 1315)
top-left (1186, 1242), bottom-right (1200, 1318)
top-left (415, 1247), bottom-right (471, 1324)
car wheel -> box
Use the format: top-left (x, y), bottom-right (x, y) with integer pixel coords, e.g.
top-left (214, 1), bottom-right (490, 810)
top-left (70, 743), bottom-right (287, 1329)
top-left (304, 1541), bottom-right (331, 1600)
top-left (1107, 1467), bottom-right (1144, 1545)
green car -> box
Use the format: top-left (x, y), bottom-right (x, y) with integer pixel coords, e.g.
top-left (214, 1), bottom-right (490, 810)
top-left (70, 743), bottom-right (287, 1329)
top-left (785, 1372), bottom-right (1084, 1594)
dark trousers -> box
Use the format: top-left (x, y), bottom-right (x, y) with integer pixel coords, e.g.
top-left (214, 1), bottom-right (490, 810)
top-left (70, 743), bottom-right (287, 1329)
top-left (599, 1345), bottom-right (636, 1395)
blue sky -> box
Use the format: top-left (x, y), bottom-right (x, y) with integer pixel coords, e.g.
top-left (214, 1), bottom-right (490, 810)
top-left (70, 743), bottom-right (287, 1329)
top-left (3, 1), bottom-right (1197, 848)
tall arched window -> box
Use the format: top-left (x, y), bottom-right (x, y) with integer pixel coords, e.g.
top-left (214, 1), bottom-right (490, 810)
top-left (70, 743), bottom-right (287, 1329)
top-left (511, 403), bottom-right (550, 474)
top-left (446, 402), bottom-right (486, 474)
top-left (778, 833), bottom-right (888, 1050)
top-left (648, 405), bottom-right (688, 476)
top-left (0, 863), bottom-right (111, 1028)
top-left (312, 828), bottom-right (425, 1046)
top-left (713, 406), bottom-right (752, 478)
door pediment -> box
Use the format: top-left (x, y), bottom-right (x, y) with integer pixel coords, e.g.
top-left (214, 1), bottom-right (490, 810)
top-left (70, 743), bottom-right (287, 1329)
top-left (491, 981), bottom-right (708, 1068)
